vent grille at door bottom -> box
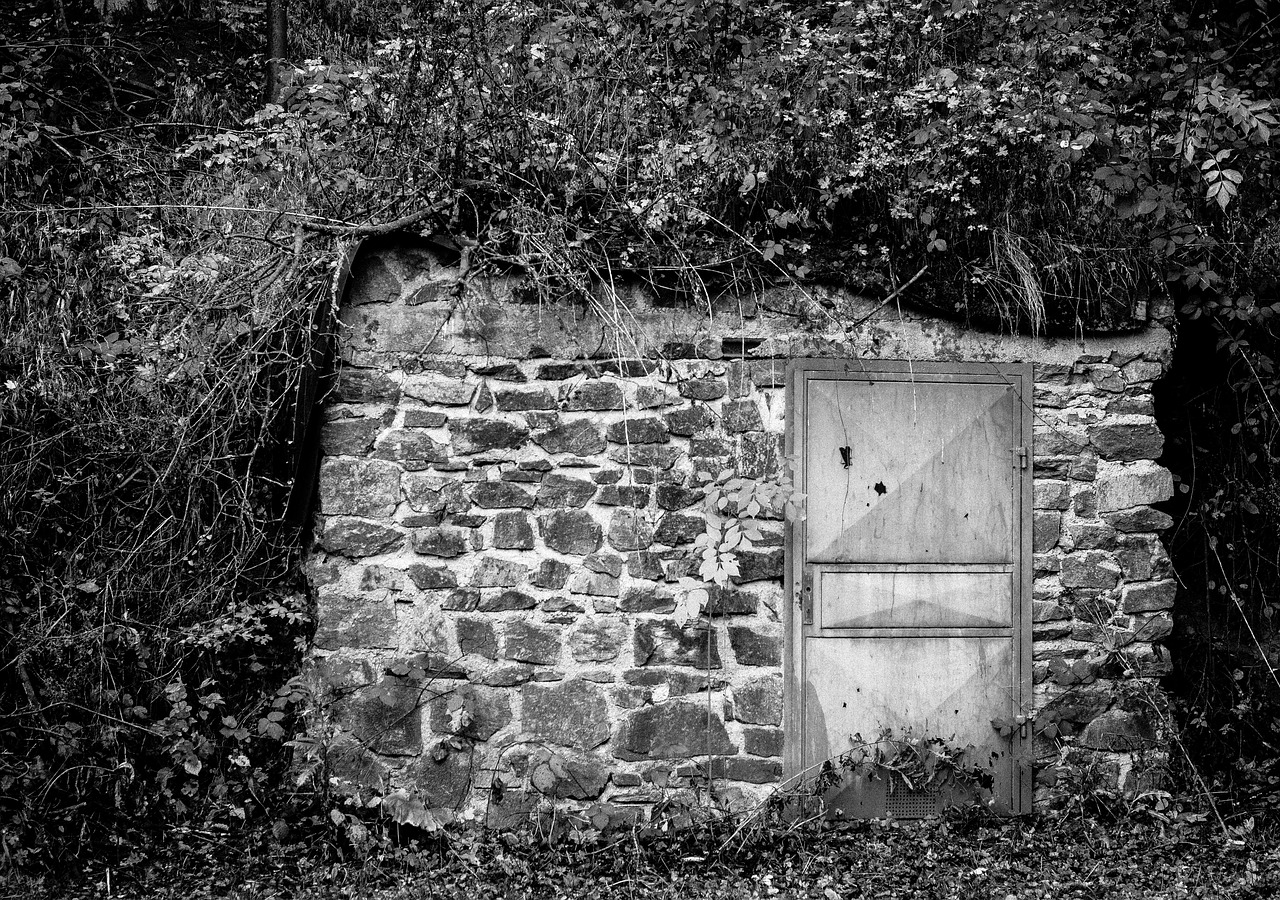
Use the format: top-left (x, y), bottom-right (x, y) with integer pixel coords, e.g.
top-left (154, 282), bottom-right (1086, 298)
top-left (885, 784), bottom-right (941, 819)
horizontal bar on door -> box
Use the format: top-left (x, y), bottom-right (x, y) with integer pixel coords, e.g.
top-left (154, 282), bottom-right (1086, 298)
top-left (808, 563), bottom-right (1013, 574)
top-left (806, 627), bottom-right (1014, 639)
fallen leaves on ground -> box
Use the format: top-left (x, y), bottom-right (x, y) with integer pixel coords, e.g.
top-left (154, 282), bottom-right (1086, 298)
top-left (7, 805), bottom-right (1278, 900)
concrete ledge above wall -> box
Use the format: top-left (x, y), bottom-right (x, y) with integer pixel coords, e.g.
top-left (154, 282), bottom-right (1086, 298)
top-left (338, 238), bottom-right (1173, 371)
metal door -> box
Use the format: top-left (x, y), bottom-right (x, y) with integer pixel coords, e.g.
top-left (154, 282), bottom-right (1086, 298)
top-left (784, 360), bottom-right (1032, 817)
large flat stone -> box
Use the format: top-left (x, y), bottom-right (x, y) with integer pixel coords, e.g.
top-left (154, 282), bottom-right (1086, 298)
top-left (532, 420), bottom-right (606, 455)
top-left (569, 620), bottom-right (628, 663)
top-left (429, 684), bottom-right (512, 741)
top-left (1032, 511), bottom-right (1062, 552)
top-left (735, 432), bottom-right (783, 479)
top-left (471, 481), bottom-right (535, 509)
top-left (471, 557), bottom-right (530, 588)
top-left (1033, 480), bottom-right (1071, 511)
top-left (456, 617), bottom-right (498, 659)
top-left (634, 621), bottom-right (721, 668)
top-left (621, 668), bottom-right (723, 696)
top-left (1060, 550), bottom-right (1121, 589)
top-left (320, 416), bottom-right (387, 456)
top-left (469, 362), bottom-right (526, 381)
top-left (537, 362), bottom-right (600, 380)
top-left (477, 589), bottom-right (536, 612)
top-left (1096, 460), bottom-right (1174, 512)
top-left (664, 405), bottom-right (717, 437)
top-left (606, 417), bottom-right (670, 444)
top-left (451, 419), bottom-right (530, 454)
top-left (403, 475), bottom-right (470, 514)
top-left (314, 595), bottom-right (397, 650)
top-left (584, 552), bottom-right (624, 577)
top-left (522, 679), bottom-right (610, 749)
top-left (496, 388), bottom-right (556, 411)
top-left (561, 381), bottom-right (625, 411)
top-left (721, 399), bottom-right (763, 433)
top-left (733, 675), bottom-right (783, 725)
top-left (373, 429), bottom-right (448, 469)
top-left (318, 457), bottom-right (402, 517)
top-left (608, 445), bottom-right (684, 468)
top-left (1103, 507), bottom-right (1174, 532)
top-left (1116, 534), bottom-right (1162, 580)
top-left (613, 701), bottom-right (736, 760)
top-left (703, 585), bottom-right (759, 616)
top-left (531, 559), bottom-right (571, 589)
top-left (731, 549), bottom-right (784, 583)
top-left (539, 510), bottom-right (603, 555)
top-left (655, 484), bottom-right (705, 511)
top-left (406, 744), bottom-right (474, 809)
top-left (332, 368), bottom-right (400, 403)
top-left (336, 678), bottom-right (428, 756)
top-left (597, 485), bottom-right (651, 508)
top-left (527, 748), bottom-right (609, 799)
top-left (654, 513), bottom-right (705, 546)
top-left (728, 625), bottom-right (782, 667)
top-left (608, 508), bottom-right (654, 551)
top-left (493, 511), bottom-right (535, 549)
top-left (403, 375), bottom-right (476, 406)
top-left (679, 377), bottom-right (726, 400)
top-left (568, 571), bottom-right (621, 597)
top-left (743, 727), bottom-right (784, 758)
top-left (1120, 579), bottom-right (1177, 613)
top-left (502, 620), bottom-right (561, 665)
top-left (405, 564), bottom-right (458, 589)
top-left (627, 552), bottom-right (665, 581)
top-left (536, 474), bottom-right (597, 508)
top-left (619, 585), bottom-right (676, 614)
top-left (410, 526), bottom-right (469, 558)
top-left (319, 517), bottom-right (404, 557)
top-left (1088, 417), bottom-right (1164, 461)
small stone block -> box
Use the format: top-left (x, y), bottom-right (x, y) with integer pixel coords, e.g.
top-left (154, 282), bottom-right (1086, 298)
top-left (721, 399), bottom-right (764, 433)
top-left (728, 625), bottom-right (782, 666)
top-left (743, 727), bottom-right (784, 758)
top-left (503, 620), bottom-right (561, 665)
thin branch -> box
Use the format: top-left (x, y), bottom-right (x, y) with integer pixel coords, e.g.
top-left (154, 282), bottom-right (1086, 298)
top-left (300, 199), bottom-right (453, 236)
top-left (841, 265), bottom-right (929, 332)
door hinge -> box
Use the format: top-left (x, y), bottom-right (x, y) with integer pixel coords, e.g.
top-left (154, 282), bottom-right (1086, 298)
top-left (1016, 446), bottom-right (1029, 469)
top-left (801, 569), bottom-right (814, 625)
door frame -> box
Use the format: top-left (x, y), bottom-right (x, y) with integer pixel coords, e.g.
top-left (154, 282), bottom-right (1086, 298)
top-left (782, 358), bottom-right (1034, 814)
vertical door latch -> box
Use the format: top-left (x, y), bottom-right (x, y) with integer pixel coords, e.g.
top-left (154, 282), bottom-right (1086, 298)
top-left (801, 569), bottom-right (814, 624)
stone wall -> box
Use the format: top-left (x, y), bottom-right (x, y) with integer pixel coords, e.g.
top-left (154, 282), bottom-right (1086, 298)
top-left (306, 237), bottom-right (1177, 821)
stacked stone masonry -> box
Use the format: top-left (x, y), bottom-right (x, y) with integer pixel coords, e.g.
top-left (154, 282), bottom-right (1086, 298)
top-left (307, 239), bottom-right (1177, 820)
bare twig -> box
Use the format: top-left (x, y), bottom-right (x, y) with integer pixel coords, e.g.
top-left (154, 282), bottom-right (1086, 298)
top-left (300, 199), bottom-right (453, 236)
top-left (841, 265), bottom-right (929, 332)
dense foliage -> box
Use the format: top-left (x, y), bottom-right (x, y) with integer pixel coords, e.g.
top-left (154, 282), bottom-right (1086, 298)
top-left (1, 0), bottom-right (1279, 870)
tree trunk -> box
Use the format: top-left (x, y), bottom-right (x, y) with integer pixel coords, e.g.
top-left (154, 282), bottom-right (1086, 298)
top-left (264, 0), bottom-right (289, 104)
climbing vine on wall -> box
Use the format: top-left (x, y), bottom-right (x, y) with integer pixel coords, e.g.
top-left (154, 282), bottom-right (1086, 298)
top-left (675, 464), bottom-right (804, 626)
